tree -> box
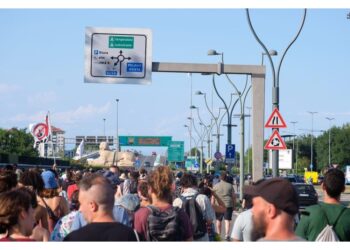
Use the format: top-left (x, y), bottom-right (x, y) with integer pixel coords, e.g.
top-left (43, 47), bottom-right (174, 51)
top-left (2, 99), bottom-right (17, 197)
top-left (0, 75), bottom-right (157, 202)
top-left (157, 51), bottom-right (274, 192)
top-left (0, 127), bottom-right (38, 157)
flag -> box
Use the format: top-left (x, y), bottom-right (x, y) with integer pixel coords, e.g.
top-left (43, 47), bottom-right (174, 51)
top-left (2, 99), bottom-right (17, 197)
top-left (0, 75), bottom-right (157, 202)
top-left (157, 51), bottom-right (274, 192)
top-left (29, 112), bottom-right (52, 148)
top-left (46, 111), bottom-right (52, 142)
top-left (76, 139), bottom-right (85, 158)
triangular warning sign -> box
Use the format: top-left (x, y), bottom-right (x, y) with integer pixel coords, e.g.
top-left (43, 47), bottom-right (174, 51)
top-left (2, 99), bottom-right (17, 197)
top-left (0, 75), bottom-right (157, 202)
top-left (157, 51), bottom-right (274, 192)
top-left (264, 130), bottom-right (287, 150)
top-left (265, 108), bottom-right (287, 128)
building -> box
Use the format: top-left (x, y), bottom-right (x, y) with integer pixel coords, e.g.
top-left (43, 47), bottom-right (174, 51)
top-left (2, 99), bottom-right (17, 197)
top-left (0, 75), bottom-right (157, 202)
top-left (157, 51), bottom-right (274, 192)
top-left (38, 125), bottom-right (65, 158)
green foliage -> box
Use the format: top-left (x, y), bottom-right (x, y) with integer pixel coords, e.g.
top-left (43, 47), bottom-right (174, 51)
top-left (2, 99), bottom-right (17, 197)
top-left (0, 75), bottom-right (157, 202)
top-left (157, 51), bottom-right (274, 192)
top-left (0, 128), bottom-right (38, 157)
top-left (291, 123), bottom-right (350, 173)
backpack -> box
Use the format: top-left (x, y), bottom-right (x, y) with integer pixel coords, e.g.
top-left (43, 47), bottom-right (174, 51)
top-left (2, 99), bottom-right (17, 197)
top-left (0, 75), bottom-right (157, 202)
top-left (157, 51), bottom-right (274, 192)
top-left (146, 205), bottom-right (183, 241)
top-left (315, 205), bottom-right (347, 241)
top-left (180, 193), bottom-right (207, 240)
top-left (129, 179), bottom-right (138, 194)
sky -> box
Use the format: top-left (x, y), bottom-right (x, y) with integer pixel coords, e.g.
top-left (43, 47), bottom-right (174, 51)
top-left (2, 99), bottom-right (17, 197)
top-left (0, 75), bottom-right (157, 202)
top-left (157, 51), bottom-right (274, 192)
top-left (0, 7), bottom-right (350, 157)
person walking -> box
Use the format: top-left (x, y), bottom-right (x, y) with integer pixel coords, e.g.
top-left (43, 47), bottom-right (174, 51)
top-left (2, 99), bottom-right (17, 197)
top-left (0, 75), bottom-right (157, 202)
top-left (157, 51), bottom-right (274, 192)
top-left (213, 171), bottom-right (236, 241)
top-left (133, 166), bottom-right (193, 241)
top-left (173, 172), bottom-right (215, 241)
top-left (64, 174), bottom-right (138, 241)
top-left (295, 168), bottom-right (350, 241)
top-left (230, 194), bottom-right (253, 241)
top-left (38, 170), bottom-right (69, 233)
top-left (245, 178), bottom-right (303, 241)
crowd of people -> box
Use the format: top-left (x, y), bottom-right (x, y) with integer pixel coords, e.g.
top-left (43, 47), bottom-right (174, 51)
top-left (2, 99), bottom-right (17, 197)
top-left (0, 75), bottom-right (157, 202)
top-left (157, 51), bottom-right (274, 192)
top-left (0, 163), bottom-right (349, 242)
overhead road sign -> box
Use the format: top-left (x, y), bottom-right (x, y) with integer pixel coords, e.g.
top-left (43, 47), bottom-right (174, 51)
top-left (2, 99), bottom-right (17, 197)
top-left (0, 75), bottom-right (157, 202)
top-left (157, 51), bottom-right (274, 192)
top-left (264, 130), bottom-right (287, 150)
top-left (119, 136), bottom-right (172, 147)
top-left (85, 27), bottom-right (152, 85)
top-left (265, 108), bottom-right (287, 128)
top-left (167, 141), bottom-right (184, 162)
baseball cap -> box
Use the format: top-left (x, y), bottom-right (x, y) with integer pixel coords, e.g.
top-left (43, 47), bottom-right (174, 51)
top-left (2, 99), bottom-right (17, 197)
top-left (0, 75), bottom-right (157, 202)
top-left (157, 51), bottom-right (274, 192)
top-left (244, 178), bottom-right (299, 215)
top-left (41, 170), bottom-right (58, 189)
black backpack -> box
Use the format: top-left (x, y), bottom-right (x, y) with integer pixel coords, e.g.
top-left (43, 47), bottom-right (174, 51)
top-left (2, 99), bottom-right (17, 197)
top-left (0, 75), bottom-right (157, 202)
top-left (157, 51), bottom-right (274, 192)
top-left (129, 179), bottom-right (138, 194)
top-left (180, 193), bottom-right (207, 240)
top-left (146, 205), bottom-right (183, 241)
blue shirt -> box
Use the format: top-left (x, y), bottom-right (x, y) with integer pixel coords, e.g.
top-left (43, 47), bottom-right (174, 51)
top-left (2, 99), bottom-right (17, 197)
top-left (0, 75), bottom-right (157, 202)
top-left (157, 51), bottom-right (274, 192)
top-left (70, 205), bottom-right (131, 232)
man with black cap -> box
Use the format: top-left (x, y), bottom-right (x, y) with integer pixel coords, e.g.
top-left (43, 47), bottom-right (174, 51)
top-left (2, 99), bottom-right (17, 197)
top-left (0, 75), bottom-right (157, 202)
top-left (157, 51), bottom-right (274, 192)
top-left (244, 178), bottom-right (303, 241)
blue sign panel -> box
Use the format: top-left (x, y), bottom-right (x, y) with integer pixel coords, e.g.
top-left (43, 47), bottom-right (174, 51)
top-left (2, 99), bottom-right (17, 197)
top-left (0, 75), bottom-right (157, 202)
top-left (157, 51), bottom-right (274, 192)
top-left (225, 144), bottom-right (235, 163)
top-left (106, 70), bottom-right (118, 76)
top-left (127, 62), bottom-right (143, 72)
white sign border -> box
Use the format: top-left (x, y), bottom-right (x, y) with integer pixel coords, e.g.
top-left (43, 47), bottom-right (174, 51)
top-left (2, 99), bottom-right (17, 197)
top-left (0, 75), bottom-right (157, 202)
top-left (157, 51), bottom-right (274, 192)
top-left (84, 27), bottom-right (152, 85)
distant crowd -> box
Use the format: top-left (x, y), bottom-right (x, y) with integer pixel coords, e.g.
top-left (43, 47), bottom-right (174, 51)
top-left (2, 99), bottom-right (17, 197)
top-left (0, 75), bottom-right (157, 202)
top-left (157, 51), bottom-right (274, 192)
top-left (0, 163), bottom-right (349, 242)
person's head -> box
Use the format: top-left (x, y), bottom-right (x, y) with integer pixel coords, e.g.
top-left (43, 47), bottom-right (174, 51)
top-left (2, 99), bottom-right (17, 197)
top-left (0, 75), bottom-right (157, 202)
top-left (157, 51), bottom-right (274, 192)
top-left (70, 190), bottom-right (80, 211)
top-left (244, 178), bottom-right (299, 241)
top-left (19, 170), bottom-right (44, 194)
top-left (0, 170), bottom-right (17, 193)
top-left (137, 181), bottom-right (151, 203)
top-left (242, 194), bottom-right (253, 210)
top-left (198, 184), bottom-right (212, 199)
top-left (179, 172), bottom-right (197, 188)
top-left (130, 171), bottom-right (139, 181)
top-left (40, 170), bottom-right (59, 198)
top-left (72, 171), bottom-right (83, 184)
top-left (109, 165), bottom-right (120, 176)
top-left (322, 168), bottom-right (345, 199)
top-left (147, 166), bottom-right (174, 203)
top-left (78, 174), bottom-right (115, 223)
top-left (220, 171), bottom-right (227, 181)
top-left (0, 187), bottom-right (37, 237)
top-left (139, 168), bottom-right (147, 175)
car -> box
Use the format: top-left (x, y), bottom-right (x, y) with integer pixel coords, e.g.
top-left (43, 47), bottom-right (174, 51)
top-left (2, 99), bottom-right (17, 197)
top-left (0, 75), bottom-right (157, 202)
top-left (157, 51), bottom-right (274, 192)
top-left (144, 161), bottom-right (151, 168)
top-left (283, 175), bottom-right (304, 183)
top-left (292, 183), bottom-right (318, 210)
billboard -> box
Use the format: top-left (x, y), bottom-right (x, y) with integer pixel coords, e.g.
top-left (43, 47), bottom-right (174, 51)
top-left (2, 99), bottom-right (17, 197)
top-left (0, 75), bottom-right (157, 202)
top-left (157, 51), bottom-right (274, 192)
top-left (268, 149), bottom-right (293, 169)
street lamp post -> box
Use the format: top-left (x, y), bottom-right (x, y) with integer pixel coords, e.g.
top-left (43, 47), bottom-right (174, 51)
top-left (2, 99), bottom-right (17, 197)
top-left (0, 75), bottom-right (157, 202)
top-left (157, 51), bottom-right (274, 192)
top-left (246, 106), bottom-right (252, 175)
top-left (261, 50), bottom-right (278, 65)
top-left (325, 117), bottom-right (334, 167)
top-left (246, 8), bottom-right (307, 177)
top-left (308, 111), bottom-right (317, 171)
top-left (116, 99), bottom-right (119, 151)
top-left (103, 118), bottom-right (106, 138)
top-left (290, 121), bottom-right (298, 173)
top-left (190, 105), bottom-right (207, 174)
top-left (208, 49), bottom-right (252, 200)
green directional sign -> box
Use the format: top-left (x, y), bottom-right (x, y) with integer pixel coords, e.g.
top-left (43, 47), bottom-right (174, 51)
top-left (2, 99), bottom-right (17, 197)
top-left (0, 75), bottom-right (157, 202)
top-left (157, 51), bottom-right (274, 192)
top-left (109, 36), bottom-right (134, 49)
top-left (168, 141), bottom-right (184, 162)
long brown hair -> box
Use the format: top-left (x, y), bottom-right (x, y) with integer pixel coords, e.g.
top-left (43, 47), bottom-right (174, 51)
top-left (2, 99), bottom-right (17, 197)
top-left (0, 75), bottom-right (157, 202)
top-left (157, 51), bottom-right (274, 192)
top-left (0, 187), bottom-right (37, 234)
top-left (147, 166), bottom-right (174, 202)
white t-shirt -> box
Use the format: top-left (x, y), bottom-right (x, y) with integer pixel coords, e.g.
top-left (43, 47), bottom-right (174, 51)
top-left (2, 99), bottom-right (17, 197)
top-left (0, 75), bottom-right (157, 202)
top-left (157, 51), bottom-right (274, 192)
top-left (231, 208), bottom-right (253, 241)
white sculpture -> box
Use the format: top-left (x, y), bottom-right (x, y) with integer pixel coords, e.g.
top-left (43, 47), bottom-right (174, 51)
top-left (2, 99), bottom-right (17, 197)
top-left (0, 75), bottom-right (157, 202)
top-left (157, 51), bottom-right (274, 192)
top-left (87, 142), bottom-right (135, 168)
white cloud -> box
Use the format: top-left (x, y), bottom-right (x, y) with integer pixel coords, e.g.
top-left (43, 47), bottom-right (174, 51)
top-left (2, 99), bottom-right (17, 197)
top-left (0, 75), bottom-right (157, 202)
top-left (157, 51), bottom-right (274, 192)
top-left (27, 91), bottom-right (57, 106)
top-left (0, 83), bottom-right (20, 94)
top-left (9, 102), bottom-right (111, 125)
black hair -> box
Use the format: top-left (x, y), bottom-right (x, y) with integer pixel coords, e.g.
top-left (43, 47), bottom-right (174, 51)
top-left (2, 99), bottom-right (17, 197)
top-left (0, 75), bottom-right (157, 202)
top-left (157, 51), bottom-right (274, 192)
top-left (179, 172), bottom-right (197, 188)
top-left (323, 168), bottom-right (345, 198)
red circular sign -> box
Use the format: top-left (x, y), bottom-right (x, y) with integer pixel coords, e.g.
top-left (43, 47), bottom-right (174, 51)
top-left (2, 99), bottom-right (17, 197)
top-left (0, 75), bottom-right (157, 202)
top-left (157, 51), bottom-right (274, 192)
top-left (32, 123), bottom-right (48, 141)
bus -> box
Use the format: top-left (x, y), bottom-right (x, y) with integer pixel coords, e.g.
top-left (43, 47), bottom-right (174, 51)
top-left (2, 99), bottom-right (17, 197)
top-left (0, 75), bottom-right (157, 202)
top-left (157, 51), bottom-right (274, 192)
top-left (346, 166), bottom-right (350, 185)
